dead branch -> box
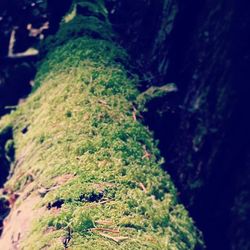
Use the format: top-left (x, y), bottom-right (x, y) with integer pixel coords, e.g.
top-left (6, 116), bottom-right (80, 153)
top-left (97, 232), bottom-right (129, 243)
top-left (139, 182), bottom-right (147, 193)
top-left (91, 228), bottom-right (120, 234)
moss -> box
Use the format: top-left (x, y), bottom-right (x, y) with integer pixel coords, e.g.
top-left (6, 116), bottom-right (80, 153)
top-left (40, 0), bottom-right (113, 57)
top-left (4, 139), bottom-right (15, 161)
top-left (72, 211), bottom-right (95, 234)
top-left (136, 83), bottom-right (178, 111)
top-left (0, 0), bottom-right (204, 249)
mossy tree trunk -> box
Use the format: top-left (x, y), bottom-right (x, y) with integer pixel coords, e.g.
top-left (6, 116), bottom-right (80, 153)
top-left (0, 1), bottom-right (203, 249)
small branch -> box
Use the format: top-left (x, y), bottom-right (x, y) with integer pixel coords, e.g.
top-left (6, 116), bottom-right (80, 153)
top-left (8, 28), bottom-right (16, 57)
top-left (98, 99), bottom-right (107, 105)
top-left (95, 220), bottom-right (114, 226)
top-left (85, 199), bottom-right (114, 209)
top-left (7, 48), bottom-right (39, 59)
top-left (136, 83), bottom-right (178, 111)
top-left (61, 227), bottom-right (72, 249)
top-left (132, 110), bottom-right (137, 121)
top-left (132, 105), bottom-right (143, 121)
top-left (4, 106), bottom-right (18, 110)
top-left (139, 182), bottom-right (147, 193)
top-left (7, 28), bottom-right (39, 59)
top-left (27, 21), bottom-right (49, 39)
top-left (142, 145), bottom-right (151, 160)
top-left (91, 228), bottom-right (120, 234)
top-left (98, 232), bottom-right (129, 243)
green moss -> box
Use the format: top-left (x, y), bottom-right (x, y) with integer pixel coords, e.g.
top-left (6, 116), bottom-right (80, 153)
top-left (0, 1), bottom-right (204, 249)
top-left (40, 0), bottom-right (113, 57)
top-left (4, 139), bottom-right (15, 161)
top-left (136, 83), bottom-right (178, 111)
top-left (72, 211), bottom-right (95, 234)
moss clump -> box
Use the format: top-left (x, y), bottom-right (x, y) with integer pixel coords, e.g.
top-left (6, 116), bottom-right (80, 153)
top-left (4, 139), bottom-right (15, 161)
top-left (0, 0), bottom-right (204, 249)
top-left (40, 0), bottom-right (113, 57)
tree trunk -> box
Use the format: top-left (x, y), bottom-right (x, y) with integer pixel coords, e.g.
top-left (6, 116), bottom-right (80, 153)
top-left (0, 1), bottom-right (203, 249)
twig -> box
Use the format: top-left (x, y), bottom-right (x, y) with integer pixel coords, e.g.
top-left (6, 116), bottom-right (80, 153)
top-left (98, 232), bottom-right (129, 243)
top-left (4, 106), bottom-right (17, 110)
top-left (97, 99), bottom-right (112, 110)
top-left (139, 182), bottom-right (147, 193)
top-left (61, 227), bottom-right (72, 249)
top-left (8, 28), bottom-right (16, 57)
top-left (142, 145), bottom-right (151, 160)
top-left (7, 28), bottom-right (39, 59)
top-left (91, 228), bottom-right (120, 234)
top-left (85, 199), bottom-right (114, 209)
top-left (27, 21), bottom-right (49, 39)
top-left (132, 111), bottom-right (137, 121)
top-left (98, 99), bottom-right (107, 105)
top-left (132, 106), bottom-right (137, 121)
top-left (95, 220), bottom-right (114, 226)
